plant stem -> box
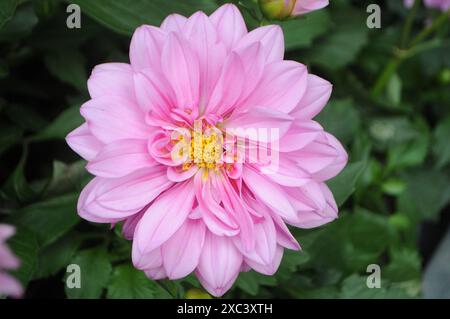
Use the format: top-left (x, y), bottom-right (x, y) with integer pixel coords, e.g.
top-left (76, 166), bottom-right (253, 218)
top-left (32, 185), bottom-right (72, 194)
top-left (410, 9), bottom-right (450, 47)
top-left (400, 0), bottom-right (421, 48)
top-left (372, 9), bottom-right (449, 97)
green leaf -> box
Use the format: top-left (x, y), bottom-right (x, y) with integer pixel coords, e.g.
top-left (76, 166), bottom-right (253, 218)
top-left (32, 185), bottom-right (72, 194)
top-left (385, 249), bottom-right (421, 283)
top-left (386, 73), bottom-right (402, 106)
top-left (0, 4), bottom-right (38, 41)
top-left (66, 0), bottom-right (218, 35)
top-left (433, 115), bottom-right (450, 169)
top-left (107, 264), bottom-right (171, 299)
top-left (35, 232), bottom-right (82, 279)
top-left (44, 160), bottom-right (90, 197)
top-left (328, 161), bottom-right (366, 206)
top-left (31, 105), bottom-right (83, 142)
top-left (65, 247), bottom-right (112, 299)
top-left (0, 123), bottom-right (22, 155)
top-left (304, 8), bottom-right (368, 70)
top-left (278, 11), bottom-right (330, 50)
top-left (236, 271), bottom-right (277, 296)
top-left (15, 193), bottom-right (79, 247)
top-left (8, 225), bottom-right (39, 286)
top-left (340, 275), bottom-right (411, 299)
top-left (0, 0), bottom-right (19, 29)
top-left (44, 51), bottom-right (87, 91)
top-left (316, 98), bottom-right (360, 145)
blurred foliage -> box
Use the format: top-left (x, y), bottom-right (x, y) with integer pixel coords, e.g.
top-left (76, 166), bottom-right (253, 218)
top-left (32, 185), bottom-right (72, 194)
top-left (0, 0), bottom-right (449, 299)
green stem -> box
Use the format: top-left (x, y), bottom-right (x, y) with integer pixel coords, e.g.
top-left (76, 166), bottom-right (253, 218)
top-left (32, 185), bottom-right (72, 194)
top-left (372, 9), bottom-right (449, 97)
top-left (410, 9), bottom-right (450, 47)
top-left (400, 0), bottom-right (421, 48)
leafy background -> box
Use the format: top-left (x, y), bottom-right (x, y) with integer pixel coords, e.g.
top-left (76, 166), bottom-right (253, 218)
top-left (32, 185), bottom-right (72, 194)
top-left (1, 0), bottom-right (449, 299)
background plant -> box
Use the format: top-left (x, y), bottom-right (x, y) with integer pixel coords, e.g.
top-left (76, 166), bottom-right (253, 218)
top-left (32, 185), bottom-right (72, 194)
top-left (0, 0), bottom-right (449, 299)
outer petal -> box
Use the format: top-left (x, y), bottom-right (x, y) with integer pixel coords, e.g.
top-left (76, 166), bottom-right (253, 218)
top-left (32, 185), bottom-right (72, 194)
top-left (291, 74), bottom-right (332, 120)
top-left (242, 167), bottom-right (297, 220)
top-left (135, 180), bottom-right (195, 254)
top-left (293, 0), bottom-right (329, 15)
top-left (66, 124), bottom-right (103, 161)
top-left (80, 96), bottom-right (149, 144)
top-left (86, 139), bottom-right (155, 178)
top-left (0, 245), bottom-right (20, 269)
top-left (0, 273), bottom-right (23, 298)
top-left (196, 232), bottom-right (243, 297)
top-left (243, 61), bottom-right (308, 113)
top-left (246, 245), bottom-right (283, 275)
top-left (162, 219), bottom-right (206, 279)
top-left (78, 167), bottom-right (172, 221)
top-left (210, 3), bottom-right (247, 51)
top-left (144, 266), bottom-right (167, 280)
top-left (160, 13), bottom-right (187, 33)
top-left (236, 25), bottom-right (284, 63)
top-left (0, 224), bottom-right (15, 241)
top-left (129, 25), bottom-right (166, 71)
top-left (87, 63), bottom-right (136, 101)
top-left (132, 243), bottom-right (162, 270)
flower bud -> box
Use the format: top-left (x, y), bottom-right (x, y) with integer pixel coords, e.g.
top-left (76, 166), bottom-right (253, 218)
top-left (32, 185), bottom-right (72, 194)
top-left (258, 0), bottom-right (329, 20)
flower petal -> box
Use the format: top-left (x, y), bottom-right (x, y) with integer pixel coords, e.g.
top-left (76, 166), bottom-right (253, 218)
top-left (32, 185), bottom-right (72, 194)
top-left (129, 25), bottom-right (165, 71)
top-left (196, 232), bottom-right (243, 297)
top-left (162, 218), bottom-right (206, 279)
top-left (66, 124), bottom-right (103, 161)
top-left (160, 13), bottom-right (187, 33)
top-left (135, 180), bottom-right (195, 253)
top-left (236, 25), bottom-right (284, 63)
top-left (210, 3), bottom-right (247, 51)
top-left (87, 63), bottom-right (136, 101)
top-left (86, 139), bottom-right (155, 178)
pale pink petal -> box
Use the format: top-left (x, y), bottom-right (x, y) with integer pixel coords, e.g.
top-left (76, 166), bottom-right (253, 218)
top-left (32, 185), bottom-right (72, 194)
top-left (0, 224), bottom-right (15, 241)
top-left (210, 3), bottom-right (247, 51)
top-left (291, 74), bottom-right (332, 120)
top-left (161, 33), bottom-right (200, 109)
top-left (242, 167), bottom-right (297, 220)
top-left (278, 120), bottom-right (323, 152)
top-left (293, 0), bottom-right (329, 15)
top-left (0, 245), bottom-right (20, 269)
top-left (144, 266), bottom-right (167, 280)
top-left (243, 60), bottom-right (308, 113)
top-left (162, 219), bottom-right (205, 279)
top-left (132, 242), bottom-right (162, 270)
top-left (246, 245), bottom-right (283, 276)
top-left (66, 124), bottom-right (103, 161)
top-left (196, 232), bottom-right (243, 297)
top-left (0, 273), bottom-right (23, 298)
top-left (86, 139), bottom-right (155, 178)
top-left (236, 25), bottom-right (284, 63)
top-left (160, 14), bottom-right (187, 33)
top-left (87, 63), bottom-right (136, 101)
top-left (129, 25), bottom-right (166, 71)
top-left (135, 180), bottom-right (195, 254)
top-left (80, 96), bottom-right (149, 144)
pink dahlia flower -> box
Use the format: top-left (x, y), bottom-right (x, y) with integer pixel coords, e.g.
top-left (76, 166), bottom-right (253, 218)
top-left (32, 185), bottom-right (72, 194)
top-left (67, 3), bottom-right (347, 297)
top-left (404, 0), bottom-right (450, 11)
top-left (0, 224), bottom-right (22, 298)
top-left (259, 0), bottom-right (329, 20)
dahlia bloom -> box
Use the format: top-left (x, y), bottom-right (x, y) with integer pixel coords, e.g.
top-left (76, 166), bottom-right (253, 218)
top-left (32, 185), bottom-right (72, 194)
top-left (0, 224), bottom-right (22, 298)
top-left (404, 0), bottom-right (450, 11)
top-left (67, 3), bottom-right (347, 297)
top-left (259, 0), bottom-right (329, 20)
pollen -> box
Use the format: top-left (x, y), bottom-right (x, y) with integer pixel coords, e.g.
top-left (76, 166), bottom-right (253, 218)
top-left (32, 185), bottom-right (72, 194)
top-left (187, 130), bottom-right (223, 170)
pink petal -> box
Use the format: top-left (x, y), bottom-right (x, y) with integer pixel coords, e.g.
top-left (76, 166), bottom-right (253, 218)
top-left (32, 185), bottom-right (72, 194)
top-left (242, 167), bottom-right (297, 220)
top-left (160, 14), bottom-right (187, 33)
top-left (278, 120), bottom-right (323, 152)
top-left (135, 180), bottom-right (195, 254)
top-left (129, 25), bottom-right (166, 72)
top-left (162, 219), bottom-right (205, 279)
top-left (80, 96), bottom-right (149, 144)
top-left (224, 107), bottom-right (293, 142)
top-left (132, 243), bottom-right (162, 270)
top-left (246, 245), bottom-right (283, 275)
top-left (0, 224), bottom-right (15, 240)
top-left (236, 25), bottom-right (284, 63)
top-left (210, 3), bottom-right (247, 51)
top-left (293, 0), bottom-right (329, 15)
top-left (87, 63), bottom-right (136, 102)
top-left (0, 245), bottom-right (20, 269)
top-left (86, 139), bottom-right (155, 178)
top-left (196, 232), bottom-right (243, 297)
top-left (161, 33), bottom-right (200, 109)
top-left (66, 124), bottom-right (103, 161)
top-left (0, 273), bottom-right (23, 298)
top-left (291, 74), bottom-right (332, 120)
top-left (243, 60), bottom-right (308, 113)
top-left (144, 266), bottom-right (167, 280)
